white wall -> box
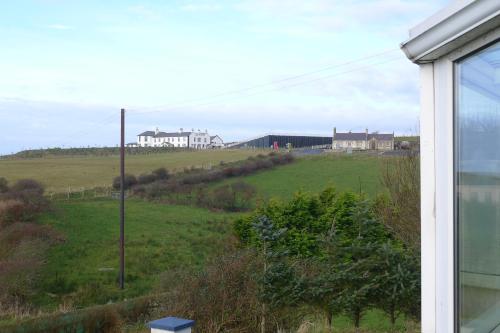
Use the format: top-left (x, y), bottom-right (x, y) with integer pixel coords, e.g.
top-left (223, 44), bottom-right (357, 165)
top-left (189, 132), bottom-right (210, 149)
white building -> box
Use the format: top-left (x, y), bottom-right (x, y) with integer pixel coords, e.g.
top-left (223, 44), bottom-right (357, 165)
top-left (137, 128), bottom-right (211, 149)
top-left (401, 1), bottom-right (500, 332)
top-left (209, 135), bottom-right (224, 148)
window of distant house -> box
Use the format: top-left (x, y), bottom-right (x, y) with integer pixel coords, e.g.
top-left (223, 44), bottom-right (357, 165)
top-left (456, 40), bottom-right (500, 333)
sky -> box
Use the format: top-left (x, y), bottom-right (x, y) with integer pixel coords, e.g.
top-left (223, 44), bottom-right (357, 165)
top-left (0, 0), bottom-right (450, 154)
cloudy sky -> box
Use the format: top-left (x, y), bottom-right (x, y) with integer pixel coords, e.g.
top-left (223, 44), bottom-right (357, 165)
top-left (0, 0), bottom-right (450, 154)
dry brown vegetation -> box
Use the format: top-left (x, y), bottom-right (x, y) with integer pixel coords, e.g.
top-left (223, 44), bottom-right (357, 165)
top-left (375, 152), bottom-right (420, 252)
top-left (0, 178), bottom-right (62, 318)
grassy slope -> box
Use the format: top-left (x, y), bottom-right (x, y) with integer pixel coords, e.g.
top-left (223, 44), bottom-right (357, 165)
top-left (29, 153), bottom-right (410, 330)
top-left (35, 154), bottom-right (386, 306)
top-left (214, 153), bottom-right (386, 200)
top-left (37, 198), bottom-right (240, 308)
top-left (0, 149), bottom-right (262, 192)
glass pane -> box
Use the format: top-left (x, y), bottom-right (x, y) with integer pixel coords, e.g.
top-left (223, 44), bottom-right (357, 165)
top-left (457, 40), bottom-right (500, 332)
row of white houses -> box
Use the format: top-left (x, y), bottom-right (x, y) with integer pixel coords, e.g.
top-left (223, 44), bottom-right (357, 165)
top-left (136, 128), bottom-right (224, 149)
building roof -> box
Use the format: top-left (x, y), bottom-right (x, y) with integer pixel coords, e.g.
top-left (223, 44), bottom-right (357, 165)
top-left (334, 132), bottom-right (367, 141)
top-left (154, 131), bottom-right (192, 138)
top-left (138, 131), bottom-right (155, 136)
top-left (401, 0), bottom-right (500, 63)
top-left (334, 132), bottom-right (394, 141)
top-left (368, 133), bottom-right (394, 140)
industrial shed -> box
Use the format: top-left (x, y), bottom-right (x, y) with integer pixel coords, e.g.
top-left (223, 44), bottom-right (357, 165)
top-left (231, 134), bottom-right (331, 149)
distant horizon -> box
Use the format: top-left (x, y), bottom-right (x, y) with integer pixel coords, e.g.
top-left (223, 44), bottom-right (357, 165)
top-left (3, 129), bottom-right (420, 156)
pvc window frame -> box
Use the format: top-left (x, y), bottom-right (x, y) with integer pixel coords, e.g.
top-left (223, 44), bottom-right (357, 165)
top-left (422, 26), bottom-right (500, 333)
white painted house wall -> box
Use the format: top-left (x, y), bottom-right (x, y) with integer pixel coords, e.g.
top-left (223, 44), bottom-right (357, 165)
top-left (136, 129), bottom-right (212, 149)
top-left (210, 135), bottom-right (224, 148)
top-left (189, 131), bottom-right (210, 149)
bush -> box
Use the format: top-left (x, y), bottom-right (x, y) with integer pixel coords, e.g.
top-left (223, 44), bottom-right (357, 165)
top-left (159, 249), bottom-right (263, 333)
top-left (137, 173), bottom-right (157, 185)
top-left (127, 153), bottom-right (295, 201)
top-left (9, 179), bottom-right (44, 194)
top-left (0, 200), bottom-right (25, 228)
top-left (112, 174), bottom-right (137, 190)
top-left (152, 167), bottom-right (169, 180)
top-left (0, 179), bottom-right (50, 223)
top-left (204, 182), bottom-right (256, 212)
top-left (0, 178), bottom-right (8, 193)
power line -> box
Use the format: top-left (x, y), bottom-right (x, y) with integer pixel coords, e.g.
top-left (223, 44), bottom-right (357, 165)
top-left (127, 48), bottom-right (399, 115)
top-left (50, 49), bottom-right (403, 147)
top-left (129, 55), bottom-right (403, 116)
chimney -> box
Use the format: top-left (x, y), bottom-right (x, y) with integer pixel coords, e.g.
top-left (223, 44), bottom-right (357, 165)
top-left (333, 127), bottom-right (336, 138)
top-left (180, 128), bottom-right (183, 133)
top-left (147, 317), bottom-right (195, 333)
top-left (155, 127), bottom-right (159, 135)
top-left (365, 128), bottom-right (368, 141)
top-left (205, 129), bottom-right (208, 133)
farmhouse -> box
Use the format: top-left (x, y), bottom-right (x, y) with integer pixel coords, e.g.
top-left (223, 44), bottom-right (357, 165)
top-left (332, 128), bottom-right (394, 150)
top-left (209, 135), bottom-right (224, 148)
top-left (137, 128), bottom-right (211, 149)
top-left (401, 0), bottom-right (500, 331)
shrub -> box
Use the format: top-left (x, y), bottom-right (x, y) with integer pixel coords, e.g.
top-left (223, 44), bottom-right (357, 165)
top-left (376, 151), bottom-right (420, 252)
top-left (0, 178), bottom-right (8, 193)
top-left (207, 182), bottom-right (256, 212)
top-left (0, 200), bottom-right (25, 228)
top-left (137, 173), bottom-right (157, 185)
top-left (10, 179), bottom-right (44, 195)
top-left (159, 249), bottom-right (263, 333)
top-left (152, 167), bottom-right (169, 180)
top-left (0, 222), bottom-right (64, 249)
top-left (112, 174), bottom-right (137, 190)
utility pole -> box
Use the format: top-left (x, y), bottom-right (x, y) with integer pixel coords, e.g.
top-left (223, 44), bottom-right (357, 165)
top-left (119, 108), bottom-right (125, 289)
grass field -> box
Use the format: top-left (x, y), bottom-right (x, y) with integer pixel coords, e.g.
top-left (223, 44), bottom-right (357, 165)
top-left (36, 198), bottom-right (240, 308)
top-left (0, 149), bottom-right (263, 192)
top-left (13, 152), bottom-right (411, 331)
top-left (211, 153), bottom-right (386, 199)
top-left (33, 154), bottom-right (388, 307)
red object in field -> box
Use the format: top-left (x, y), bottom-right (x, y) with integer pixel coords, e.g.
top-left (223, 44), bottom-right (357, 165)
top-left (273, 141), bottom-right (279, 150)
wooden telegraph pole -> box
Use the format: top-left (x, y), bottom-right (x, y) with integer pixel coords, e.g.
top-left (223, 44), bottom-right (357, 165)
top-left (119, 108), bottom-right (125, 289)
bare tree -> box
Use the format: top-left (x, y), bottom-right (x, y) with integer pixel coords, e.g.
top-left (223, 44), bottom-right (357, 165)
top-left (376, 151), bottom-right (420, 252)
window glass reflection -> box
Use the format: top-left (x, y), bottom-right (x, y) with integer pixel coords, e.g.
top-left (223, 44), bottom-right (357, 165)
top-left (457, 41), bottom-right (500, 332)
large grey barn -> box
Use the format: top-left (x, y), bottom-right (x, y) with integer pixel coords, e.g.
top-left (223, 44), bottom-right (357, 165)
top-left (231, 134), bottom-right (332, 149)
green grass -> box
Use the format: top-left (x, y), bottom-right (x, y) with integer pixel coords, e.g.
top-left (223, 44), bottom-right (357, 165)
top-left (124, 309), bottom-right (418, 333)
top-left (36, 198), bottom-right (241, 308)
top-left (213, 154), bottom-right (386, 200)
top-left (30, 153), bottom-right (395, 317)
top-left (0, 149), bottom-right (263, 192)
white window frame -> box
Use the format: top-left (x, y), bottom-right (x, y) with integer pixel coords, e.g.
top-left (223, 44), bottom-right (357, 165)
top-left (421, 26), bottom-right (500, 333)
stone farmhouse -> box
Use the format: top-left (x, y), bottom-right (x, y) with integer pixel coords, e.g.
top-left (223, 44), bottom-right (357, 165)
top-left (332, 128), bottom-right (394, 150)
top-left (137, 128), bottom-right (214, 149)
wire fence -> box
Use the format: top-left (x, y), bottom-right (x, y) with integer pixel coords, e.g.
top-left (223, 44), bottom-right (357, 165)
top-left (47, 186), bottom-right (127, 201)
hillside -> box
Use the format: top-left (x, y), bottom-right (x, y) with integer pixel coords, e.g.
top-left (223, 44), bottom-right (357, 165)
top-left (31, 153), bottom-right (389, 307)
top-left (0, 149), bottom-right (263, 192)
